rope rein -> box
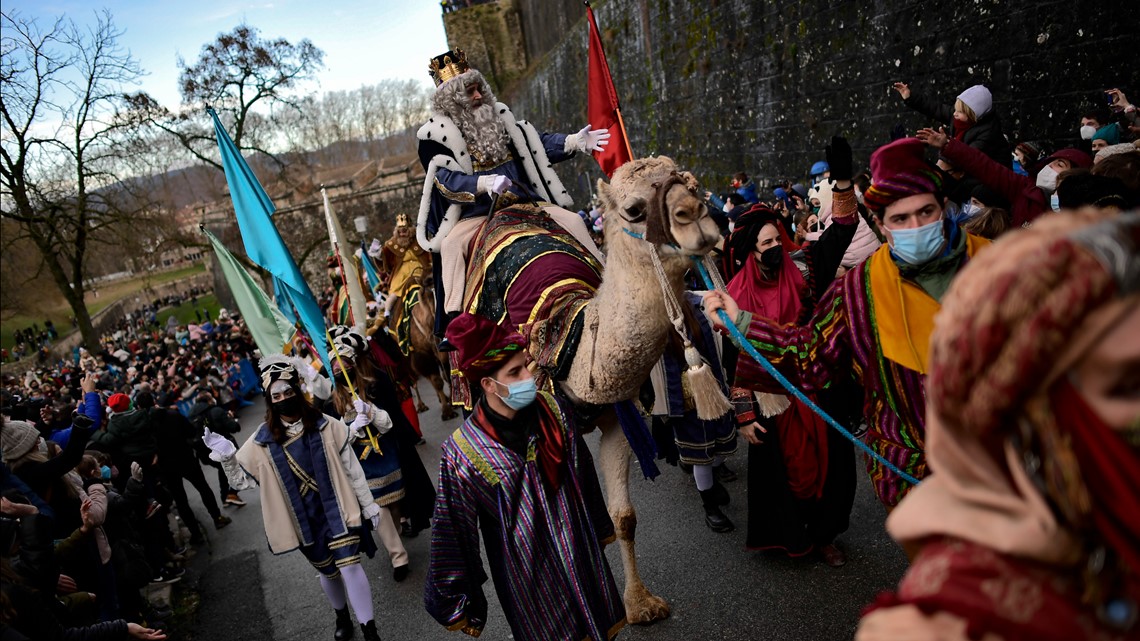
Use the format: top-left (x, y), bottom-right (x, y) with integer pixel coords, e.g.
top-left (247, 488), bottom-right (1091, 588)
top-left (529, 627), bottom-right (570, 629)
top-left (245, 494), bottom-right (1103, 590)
top-left (690, 256), bottom-right (922, 487)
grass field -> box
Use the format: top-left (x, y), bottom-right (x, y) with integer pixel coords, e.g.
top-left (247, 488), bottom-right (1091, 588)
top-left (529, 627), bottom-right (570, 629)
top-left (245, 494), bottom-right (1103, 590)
top-left (155, 294), bottom-right (221, 328)
top-left (1, 263), bottom-right (207, 354)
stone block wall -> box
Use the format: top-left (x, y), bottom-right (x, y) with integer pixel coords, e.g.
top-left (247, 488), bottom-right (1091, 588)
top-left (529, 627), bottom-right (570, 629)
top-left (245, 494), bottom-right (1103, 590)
top-left (490, 0), bottom-right (1137, 202)
top-left (443, 0), bottom-right (530, 90)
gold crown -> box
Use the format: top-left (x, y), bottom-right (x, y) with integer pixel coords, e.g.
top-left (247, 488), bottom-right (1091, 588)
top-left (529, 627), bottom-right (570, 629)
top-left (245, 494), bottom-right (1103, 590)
top-left (429, 49), bottom-right (470, 87)
top-left (394, 213), bottom-right (410, 228)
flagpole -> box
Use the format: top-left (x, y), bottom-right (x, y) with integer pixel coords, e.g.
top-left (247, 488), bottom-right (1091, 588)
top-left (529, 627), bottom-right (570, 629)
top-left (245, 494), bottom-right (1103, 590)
top-left (614, 106), bottom-right (635, 160)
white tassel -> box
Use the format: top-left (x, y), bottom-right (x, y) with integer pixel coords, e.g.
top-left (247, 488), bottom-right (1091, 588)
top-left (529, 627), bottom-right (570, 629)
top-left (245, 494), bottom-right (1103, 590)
top-left (683, 341), bottom-right (732, 420)
top-left (754, 392), bottom-right (791, 418)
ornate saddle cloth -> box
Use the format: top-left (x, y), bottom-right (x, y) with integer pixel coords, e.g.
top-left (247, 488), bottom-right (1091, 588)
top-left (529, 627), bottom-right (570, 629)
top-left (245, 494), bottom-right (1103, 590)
top-left (461, 204), bottom-right (603, 384)
top-left (395, 284), bottom-right (422, 356)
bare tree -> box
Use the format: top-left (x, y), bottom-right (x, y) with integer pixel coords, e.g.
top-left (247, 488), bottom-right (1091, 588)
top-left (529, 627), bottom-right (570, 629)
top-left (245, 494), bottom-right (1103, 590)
top-left (129, 23), bottom-right (324, 170)
top-left (0, 9), bottom-right (158, 347)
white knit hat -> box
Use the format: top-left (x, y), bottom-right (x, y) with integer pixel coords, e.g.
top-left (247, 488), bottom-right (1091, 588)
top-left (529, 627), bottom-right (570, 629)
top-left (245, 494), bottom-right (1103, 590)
top-left (1, 420), bottom-right (40, 464)
top-left (957, 85), bottom-right (992, 119)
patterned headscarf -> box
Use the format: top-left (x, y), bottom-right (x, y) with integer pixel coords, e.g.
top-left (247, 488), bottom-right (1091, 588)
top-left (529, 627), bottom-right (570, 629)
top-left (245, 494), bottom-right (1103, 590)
top-left (863, 138), bottom-right (944, 213)
top-left (445, 313), bottom-right (527, 381)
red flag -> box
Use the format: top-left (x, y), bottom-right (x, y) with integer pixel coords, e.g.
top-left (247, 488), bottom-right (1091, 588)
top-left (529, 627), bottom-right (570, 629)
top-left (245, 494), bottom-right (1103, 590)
top-left (586, 4), bottom-right (632, 177)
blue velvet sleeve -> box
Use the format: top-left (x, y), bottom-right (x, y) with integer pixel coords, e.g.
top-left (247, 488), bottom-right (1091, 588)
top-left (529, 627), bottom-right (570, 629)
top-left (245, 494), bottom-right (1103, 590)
top-left (434, 167), bottom-right (479, 204)
top-left (541, 132), bottom-right (573, 164)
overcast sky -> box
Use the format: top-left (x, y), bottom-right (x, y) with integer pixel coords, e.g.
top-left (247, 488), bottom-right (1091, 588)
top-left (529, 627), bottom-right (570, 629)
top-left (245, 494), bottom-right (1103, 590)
top-left (7, 0), bottom-right (449, 108)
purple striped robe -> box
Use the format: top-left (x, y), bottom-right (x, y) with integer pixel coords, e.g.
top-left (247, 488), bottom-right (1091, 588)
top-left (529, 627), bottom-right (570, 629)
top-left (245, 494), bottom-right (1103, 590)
top-left (735, 258), bottom-right (929, 507)
top-left (425, 393), bottom-right (625, 640)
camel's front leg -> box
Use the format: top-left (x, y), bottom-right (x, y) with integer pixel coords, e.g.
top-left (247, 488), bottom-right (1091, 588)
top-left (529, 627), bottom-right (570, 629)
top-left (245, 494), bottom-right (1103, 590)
top-left (429, 372), bottom-right (457, 420)
top-left (598, 418), bottom-right (670, 624)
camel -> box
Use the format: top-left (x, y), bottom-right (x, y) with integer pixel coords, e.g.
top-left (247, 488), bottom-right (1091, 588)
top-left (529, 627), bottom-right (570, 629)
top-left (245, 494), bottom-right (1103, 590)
top-left (460, 156), bottom-right (722, 624)
top-left (386, 269), bottom-right (457, 422)
top-left (404, 272), bottom-right (457, 421)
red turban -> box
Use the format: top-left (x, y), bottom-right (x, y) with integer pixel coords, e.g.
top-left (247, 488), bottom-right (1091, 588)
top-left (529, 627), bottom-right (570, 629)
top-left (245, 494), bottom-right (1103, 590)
top-left (446, 313), bottom-right (527, 381)
top-left (863, 138), bottom-right (944, 212)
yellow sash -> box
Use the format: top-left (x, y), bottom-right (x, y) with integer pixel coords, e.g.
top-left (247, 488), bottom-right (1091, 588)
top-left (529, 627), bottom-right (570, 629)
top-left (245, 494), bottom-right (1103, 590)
top-left (868, 233), bottom-right (989, 374)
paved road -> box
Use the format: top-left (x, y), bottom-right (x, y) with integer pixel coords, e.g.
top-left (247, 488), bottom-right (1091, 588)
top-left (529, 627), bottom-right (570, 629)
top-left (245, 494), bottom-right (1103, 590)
top-left (182, 383), bottom-right (907, 640)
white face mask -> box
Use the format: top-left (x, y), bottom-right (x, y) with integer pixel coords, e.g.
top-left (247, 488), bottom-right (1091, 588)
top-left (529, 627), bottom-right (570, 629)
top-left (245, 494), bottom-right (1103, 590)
top-left (1036, 165), bottom-right (1059, 193)
top-left (722, 202), bottom-right (733, 214)
top-left (1079, 125), bottom-right (1096, 140)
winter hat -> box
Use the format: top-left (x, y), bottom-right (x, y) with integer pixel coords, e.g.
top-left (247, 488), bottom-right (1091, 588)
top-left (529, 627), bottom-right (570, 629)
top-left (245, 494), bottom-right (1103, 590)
top-left (790, 183), bottom-right (808, 199)
top-left (1015, 141), bottom-right (1043, 161)
top-left (970, 184), bottom-right (1010, 210)
top-left (1056, 174), bottom-right (1131, 210)
top-left (107, 393), bottom-right (131, 414)
top-left (1, 420), bottom-right (40, 464)
top-left (445, 313), bottom-right (527, 382)
top-left (956, 85), bottom-right (992, 119)
top-left (1091, 123), bottom-right (1121, 146)
top-left (1044, 148), bottom-right (1093, 170)
top-left (809, 160), bottom-right (830, 177)
top-left (863, 138), bottom-right (944, 213)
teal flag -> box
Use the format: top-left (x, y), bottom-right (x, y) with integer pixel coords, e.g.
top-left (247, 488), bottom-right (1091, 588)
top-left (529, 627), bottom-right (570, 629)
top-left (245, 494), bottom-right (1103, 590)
top-left (202, 227), bottom-right (294, 355)
top-left (209, 108), bottom-right (332, 377)
top-left (360, 241), bottom-right (381, 292)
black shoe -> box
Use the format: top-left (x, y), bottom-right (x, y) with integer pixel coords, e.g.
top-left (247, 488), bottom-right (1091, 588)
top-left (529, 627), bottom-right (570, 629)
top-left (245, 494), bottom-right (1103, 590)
top-left (360, 620), bottom-right (381, 641)
top-left (437, 337), bottom-right (456, 352)
top-left (713, 462), bottom-right (738, 483)
top-left (706, 481), bottom-right (730, 506)
top-left (699, 489), bottom-right (735, 533)
top-left (334, 606), bottom-right (354, 641)
top-left (392, 564), bottom-right (411, 582)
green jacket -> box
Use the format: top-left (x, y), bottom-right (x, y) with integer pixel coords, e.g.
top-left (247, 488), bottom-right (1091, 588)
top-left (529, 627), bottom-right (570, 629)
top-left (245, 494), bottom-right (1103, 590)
top-left (91, 408), bottom-right (157, 460)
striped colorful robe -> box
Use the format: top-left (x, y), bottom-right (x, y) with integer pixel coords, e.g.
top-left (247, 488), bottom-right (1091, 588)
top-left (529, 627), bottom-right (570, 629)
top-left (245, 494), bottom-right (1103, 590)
top-left (735, 254), bottom-right (931, 507)
top-left (425, 393), bottom-right (625, 640)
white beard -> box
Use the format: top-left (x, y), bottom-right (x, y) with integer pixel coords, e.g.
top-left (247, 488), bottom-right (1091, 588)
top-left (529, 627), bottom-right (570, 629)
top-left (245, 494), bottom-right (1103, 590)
top-left (454, 103), bottom-right (512, 167)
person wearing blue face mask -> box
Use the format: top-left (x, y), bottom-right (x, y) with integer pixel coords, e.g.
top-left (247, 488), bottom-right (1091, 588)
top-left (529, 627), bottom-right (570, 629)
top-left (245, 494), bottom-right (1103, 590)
top-left (428, 312), bottom-right (624, 640)
top-left (701, 138), bottom-right (993, 511)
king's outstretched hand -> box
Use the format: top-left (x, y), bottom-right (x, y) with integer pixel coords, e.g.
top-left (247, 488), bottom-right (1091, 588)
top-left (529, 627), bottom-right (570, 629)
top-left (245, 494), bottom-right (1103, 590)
top-left (571, 124), bottom-right (611, 153)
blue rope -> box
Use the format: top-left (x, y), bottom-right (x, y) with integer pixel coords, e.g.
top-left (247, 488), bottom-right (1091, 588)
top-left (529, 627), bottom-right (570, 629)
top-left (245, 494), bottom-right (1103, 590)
top-left (690, 257), bottom-right (922, 487)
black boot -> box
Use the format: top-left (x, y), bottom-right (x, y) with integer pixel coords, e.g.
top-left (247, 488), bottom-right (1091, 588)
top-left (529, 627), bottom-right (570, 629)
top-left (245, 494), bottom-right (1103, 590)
top-left (334, 607), bottom-right (354, 641)
top-left (699, 488), bottom-right (735, 533)
top-left (707, 480), bottom-right (730, 506)
top-left (360, 620), bottom-right (381, 641)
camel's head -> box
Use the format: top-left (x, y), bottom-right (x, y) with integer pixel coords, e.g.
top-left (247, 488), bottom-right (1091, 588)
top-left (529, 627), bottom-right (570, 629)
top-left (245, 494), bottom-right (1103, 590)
top-left (597, 156), bottom-right (721, 258)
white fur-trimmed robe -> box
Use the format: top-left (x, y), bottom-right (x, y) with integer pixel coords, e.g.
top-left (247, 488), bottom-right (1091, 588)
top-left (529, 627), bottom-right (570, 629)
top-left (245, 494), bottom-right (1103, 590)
top-left (415, 102), bottom-right (574, 252)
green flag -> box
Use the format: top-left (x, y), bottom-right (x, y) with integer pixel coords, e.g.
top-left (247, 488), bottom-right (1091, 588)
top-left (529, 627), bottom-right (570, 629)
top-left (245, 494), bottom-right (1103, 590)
top-left (203, 226), bottom-right (295, 355)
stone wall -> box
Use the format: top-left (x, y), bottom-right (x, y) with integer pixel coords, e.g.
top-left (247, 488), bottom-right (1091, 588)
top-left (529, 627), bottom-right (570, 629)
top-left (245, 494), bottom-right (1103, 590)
top-left (443, 0), bottom-right (530, 89)
top-left (489, 0), bottom-right (1137, 201)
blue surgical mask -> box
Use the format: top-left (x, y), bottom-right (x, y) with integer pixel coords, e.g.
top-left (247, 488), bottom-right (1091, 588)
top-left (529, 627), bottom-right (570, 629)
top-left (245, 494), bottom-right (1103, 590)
top-left (889, 217), bottom-right (946, 266)
top-left (491, 377), bottom-right (537, 410)
top-left (959, 202), bottom-right (981, 219)
top-left (1050, 193), bottom-right (1060, 212)
top-left (100, 465), bottom-right (112, 480)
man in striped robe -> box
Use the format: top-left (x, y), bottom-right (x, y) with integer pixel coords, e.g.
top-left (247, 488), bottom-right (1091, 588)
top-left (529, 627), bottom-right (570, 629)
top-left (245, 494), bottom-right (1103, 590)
top-left (704, 138), bottom-right (991, 508)
top-left (425, 313), bottom-right (625, 640)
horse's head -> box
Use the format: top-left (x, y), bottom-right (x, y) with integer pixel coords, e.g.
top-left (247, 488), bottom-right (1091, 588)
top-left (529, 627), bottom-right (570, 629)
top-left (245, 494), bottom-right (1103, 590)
top-left (598, 156), bottom-right (720, 258)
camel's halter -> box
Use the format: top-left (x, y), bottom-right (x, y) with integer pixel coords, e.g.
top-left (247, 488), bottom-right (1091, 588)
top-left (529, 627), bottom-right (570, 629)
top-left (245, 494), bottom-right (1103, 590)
top-left (689, 257), bottom-right (922, 487)
top-left (618, 175), bottom-right (731, 420)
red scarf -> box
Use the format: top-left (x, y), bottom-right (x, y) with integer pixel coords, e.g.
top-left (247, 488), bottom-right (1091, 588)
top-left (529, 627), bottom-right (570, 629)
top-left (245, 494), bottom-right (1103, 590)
top-left (1053, 380), bottom-right (1140, 578)
top-left (473, 394), bottom-right (567, 490)
top-left (952, 118), bottom-right (973, 141)
top-left (726, 249), bottom-right (806, 326)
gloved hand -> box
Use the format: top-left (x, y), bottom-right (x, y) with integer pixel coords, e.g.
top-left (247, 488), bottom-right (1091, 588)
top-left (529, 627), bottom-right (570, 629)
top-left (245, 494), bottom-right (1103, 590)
top-left (352, 398), bottom-right (372, 417)
top-left (362, 502), bottom-right (381, 530)
top-left (203, 428), bottom-right (237, 462)
top-left (825, 136), bottom-right (853, 182)
top-left (567, 124), bottom-right (612, 153)
top-left (298, 360), bottom-right (318, 382)
top-left (72, 414), bottom-right (95, 430)
top-left (476, 175), bottom-right (512, 195)
top-left (130, 461), bottom-right (143, 482)
top-left (349, 412), bottom-right (371, 439)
